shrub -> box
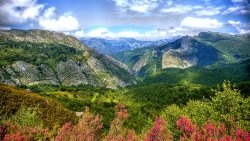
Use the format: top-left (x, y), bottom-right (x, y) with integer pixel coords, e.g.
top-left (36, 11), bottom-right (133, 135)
top-left (0, 84), bottom-right (78, 128)
top-left (145, 116), bottom-right (172, 141)
top-left (55, 108), bottom-right (103, 141)
top-left (176, 116), bottom-right (250, 141)
top-left (0, 122), bottom-right (49, 141)
top-left (7, 107), bottom-right (42, 128)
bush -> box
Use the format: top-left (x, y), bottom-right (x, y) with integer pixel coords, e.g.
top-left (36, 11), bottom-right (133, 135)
top-left (0, 84), bottom-right (78, 128)
top-left (7, 107), bottom-right (42, 128)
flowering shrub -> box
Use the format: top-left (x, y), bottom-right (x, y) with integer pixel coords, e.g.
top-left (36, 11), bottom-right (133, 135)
top-left (0, 122), bottom-right (49, 141)
top-left (0, 103), bottom-right (249, 141)
top-left (105, 103), bottom-right (131, 141)
top-left (145, 116), bottom-right (172, 141)
top-left (55, 108), bottom-right (103, 141)
top-left (176, 116), bottom-right (250, 141)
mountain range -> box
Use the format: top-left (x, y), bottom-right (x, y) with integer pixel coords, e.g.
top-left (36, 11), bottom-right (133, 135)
top-left (0, 29), bottom-right (135, 89)
top-left (81, 37), bottom-right (175, 55)
top-left (113, 32), bottom-right (250, 77)
top-left (0, 30), bottom-right (249, 88)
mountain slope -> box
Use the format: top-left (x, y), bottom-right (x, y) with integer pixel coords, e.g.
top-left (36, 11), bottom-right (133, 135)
top-left (143, 59), bottom-right (250, 86)
top-left (0, 29), bottom-right (135, 89)
top-left (114, 32), bottom-right (250, 77)
top-left (81, 38), bottom-right (172, 55)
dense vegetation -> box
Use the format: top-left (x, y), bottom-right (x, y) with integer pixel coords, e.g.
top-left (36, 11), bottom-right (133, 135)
top-left (143, 59), bottom-right (250, 86)
top-left (0, 82), bottom-right (249, 140)
top-left (0, 30), bottom-right (249, 140)
top-left (0, 38), bottom-right (85, 68)
top-left (113, 32), bottom-right (250, 77)
top-left (0, 84), bottom-right (78, 128)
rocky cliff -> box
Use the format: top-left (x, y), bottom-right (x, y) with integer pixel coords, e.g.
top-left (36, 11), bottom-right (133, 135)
top-left (0, 29), bottom-right (135, 89)
top-left (113, 32), bottom-right (250, 77)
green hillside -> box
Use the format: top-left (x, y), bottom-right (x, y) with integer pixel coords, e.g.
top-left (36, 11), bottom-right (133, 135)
top-left (143, 59), bottom-right (250, 86)
top-left (0, 29), bottom-right (135, 88)
top-left (0, 83), bottom-right (78, 128)
top-left (113, 32), bottom-right (250, 77)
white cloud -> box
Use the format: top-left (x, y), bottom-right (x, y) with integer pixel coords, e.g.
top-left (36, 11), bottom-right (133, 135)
top-left (238, 29), bottom-right (250, 34)
top-left (222, 5), bottom-right (249, 14)
top-left (228, 20), bottom-right (241, 26)
top-left (228, 20), bottom-right (250, 34)
top-left (70, 28), bottom-right (167, 40)
top-left (86, 28), bottom-right (109, 37)
top-left (194, 6), bottom-right (223, 16)
top-left (112, 0), bottom-right (159, 14)
top-left (181, 17), bottom-right (223, 29)
top-left (39, 7), bottom-right (80, 32)
top-left (0, 26), bottom-right (11, 30)
top-left (71, 26), bottom-right (211, 41)
top-left (0, 0), bottom-right (44, 25)
top-left (74, 30), bottom-right (85, 38)
top-left (160, 5), bottom-right (202, 14)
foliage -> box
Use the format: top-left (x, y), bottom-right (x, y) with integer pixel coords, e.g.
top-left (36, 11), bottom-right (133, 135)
top-left (7, 107), bottom-right (42, 128)
top-left (143, 59), bottom-right (250, 86)
top-left (55, 108), bottom-right (103, 141)
top-left (1, 102), bottom-right (249, 141)
top-left (145, 116), bottom-right (172, 141)
top-left (0, 84), bottom-right (78, 128)
top-left (0, 122), bottom-right (49, 141)
top-left (176, 116), bottom-right (250, 141)
top-left (162, 81), bottom-right (250, 139)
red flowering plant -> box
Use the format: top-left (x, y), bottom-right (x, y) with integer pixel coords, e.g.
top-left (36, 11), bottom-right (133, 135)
top-left (105, 103), bottom-right (132, 141)
top-left (176, 116), bottom-right (250, 141)
top-left (55, 107), bottom-right (103, 141)
top-left (0, 122), bottom-right (49, 141)
top-left (145, 116), bottom-right (172, 141)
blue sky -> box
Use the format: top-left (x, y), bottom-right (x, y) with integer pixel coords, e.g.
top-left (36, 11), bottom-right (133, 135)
top-left (0, 0), bottom-right (249, 40)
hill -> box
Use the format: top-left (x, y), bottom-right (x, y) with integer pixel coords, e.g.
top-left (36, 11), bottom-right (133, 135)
top-left (143, 59), bottom-right (250, 86)
top-left (0, 83), bottom-right (78, 128)
top-left (81, 38), bottom-right (173, 55)
top-left (0, 29), bottom-right (135, 89)
top-left (113, 32), bottom-right (250, 77)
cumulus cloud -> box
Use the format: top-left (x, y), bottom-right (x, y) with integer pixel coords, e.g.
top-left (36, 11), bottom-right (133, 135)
top-left (181, 17), bottom-right (223, 29)
top-left (38, 7), bottom-right (80, 32)
top-left (222, 5), bottom-right (249, 14)
top-left (71, 25), bottom-right (216, 41)
top-left (194, 6), bottom-right (223, 16)
top-left (161, 5), bottom-right (202, 14)
top-left (0, 0), bottom-right (44, 26)
top-left (228, 20), bottom-right (250, 34)
top-left (70, 28), bottom-right (166, 40)
top-left (112, 0), bottom-right (159, 14)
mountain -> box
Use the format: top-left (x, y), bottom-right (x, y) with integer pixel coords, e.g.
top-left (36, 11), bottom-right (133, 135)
top-left (143, 59), bottom-right (250, 86)
top-left (0, 29), bottom-right (136, 89)
top-left (81, 38), bottom-right (174, 55)
top-left (113, 32), bottom-right (250, 77)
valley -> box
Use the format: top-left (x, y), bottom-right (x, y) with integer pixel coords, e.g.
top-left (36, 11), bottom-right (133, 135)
top-left (0, 29), bottom-right (249, 140)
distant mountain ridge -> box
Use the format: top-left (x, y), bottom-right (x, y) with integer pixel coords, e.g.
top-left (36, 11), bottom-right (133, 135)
top-left (113, 32), bottom-right (250, 76)
top-left (0, 29), bottom-right (136, 89)
top-left (81, 37), bottom-right (175, 55)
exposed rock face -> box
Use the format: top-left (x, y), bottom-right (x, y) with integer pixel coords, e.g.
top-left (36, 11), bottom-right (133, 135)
top-left (117, 35), bottom-right (223, 75)
top-left (12, 61), bottom-right (58, 85)
top-left (132, 52), bottom-right (150, 73)
top-left (162, 50), bottom-right (195, 69)
top-left (0, 29), bottom-right (88, 51)
top-left (0, 29), bottom-right (135, 88)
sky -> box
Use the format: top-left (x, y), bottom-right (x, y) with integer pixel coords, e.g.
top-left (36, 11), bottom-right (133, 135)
top-left (0, 0), bottom-right (249, 40)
